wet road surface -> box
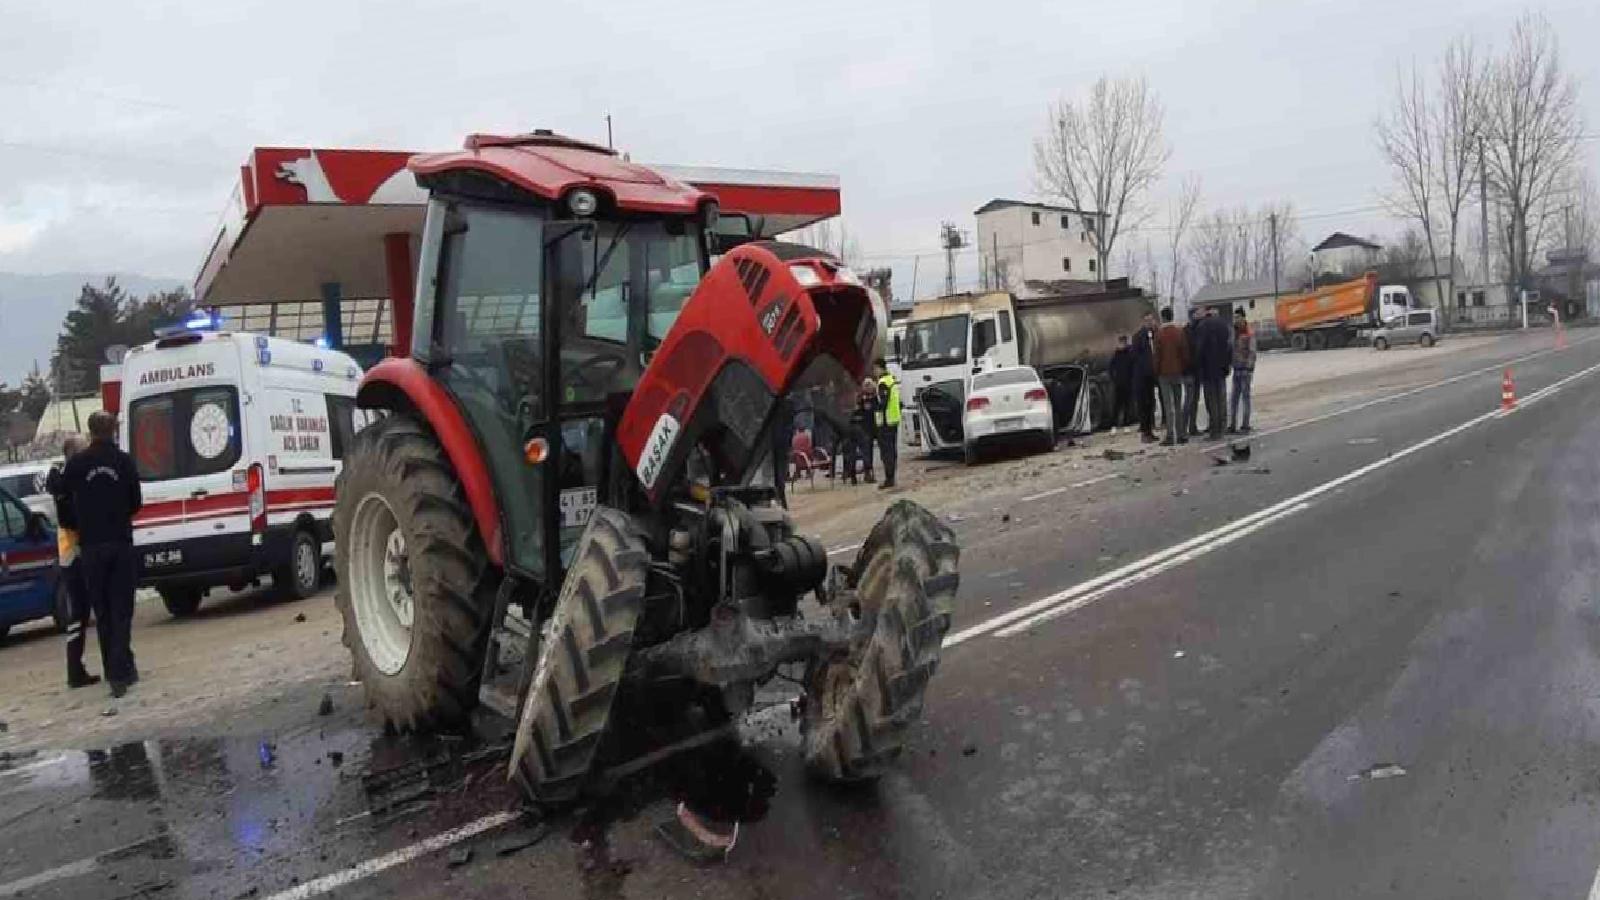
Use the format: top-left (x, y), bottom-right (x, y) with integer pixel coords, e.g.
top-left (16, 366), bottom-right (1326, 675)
top-left (4, 329), bottom-right (1599, 899)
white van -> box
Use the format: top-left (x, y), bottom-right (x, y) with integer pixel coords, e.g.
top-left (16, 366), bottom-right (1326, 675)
top-left (118, 331), bottom-right (365, 616)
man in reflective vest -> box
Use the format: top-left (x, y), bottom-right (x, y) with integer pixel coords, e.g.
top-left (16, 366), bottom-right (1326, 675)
top-left (873, 359), bottom-right (901, 490)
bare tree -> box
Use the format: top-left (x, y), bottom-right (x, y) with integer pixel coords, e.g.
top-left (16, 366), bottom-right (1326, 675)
top-left (1482, 13), bottom-right (1583, 290)
top-left (1376, 62), bottom-right (1443, 315)
top-left (792, 219), bottom-right (862, 265)
top-left (1433, 36), bottom-right (1487, 314)
top-left (1187, 202), bottom-right (1301, 289)
top-left (1033, 75), bottom-right (1171, 283)
top-left (1163, 175), bottom-right (1202, 308)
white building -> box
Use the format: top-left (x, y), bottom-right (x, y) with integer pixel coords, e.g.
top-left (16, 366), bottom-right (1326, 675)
top-left (974, 199), bottom-right (1108, 297)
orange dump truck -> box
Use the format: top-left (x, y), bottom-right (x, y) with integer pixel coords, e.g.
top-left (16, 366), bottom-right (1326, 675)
top-left (1275, 272), bottom-right (1417, 350)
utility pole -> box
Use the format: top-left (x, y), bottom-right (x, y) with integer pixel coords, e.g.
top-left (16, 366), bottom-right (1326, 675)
top-left (1269, 212), bottom-right (1281, 303)
top-left (909, 256), bottom-right (920, 305)
top-left (939, 222), bottom-right (966, 296)
top-left (1478, 136), bottom-right (1490, 289)
top-left (605, 115), bottom-right (613, 149)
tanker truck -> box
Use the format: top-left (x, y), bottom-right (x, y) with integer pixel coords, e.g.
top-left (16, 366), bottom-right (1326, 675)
top-left (1276, 272), bottom-right (1417, 351)
top-left (897, 283), bottom-right (1150, 454)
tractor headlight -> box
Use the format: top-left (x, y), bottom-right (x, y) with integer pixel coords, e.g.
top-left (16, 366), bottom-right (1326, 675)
top-left (567, 189), bottom-right (599, 217)
top-left (789, 264), bottom-right (821, 287)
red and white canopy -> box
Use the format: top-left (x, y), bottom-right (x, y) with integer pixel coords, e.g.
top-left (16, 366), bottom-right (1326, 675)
top-left (195, 146), bottom-right (841, 304)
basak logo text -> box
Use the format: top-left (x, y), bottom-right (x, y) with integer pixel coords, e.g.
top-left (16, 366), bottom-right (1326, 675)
top-left (139, 363), bottom-right (216, 386)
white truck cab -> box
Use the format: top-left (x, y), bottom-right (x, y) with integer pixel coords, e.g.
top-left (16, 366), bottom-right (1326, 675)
top-left (119, 330), bottom-right (366, 616)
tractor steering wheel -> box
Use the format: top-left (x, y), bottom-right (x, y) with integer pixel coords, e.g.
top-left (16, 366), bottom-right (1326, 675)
top-left (562, 352), bottom-right (628, 399)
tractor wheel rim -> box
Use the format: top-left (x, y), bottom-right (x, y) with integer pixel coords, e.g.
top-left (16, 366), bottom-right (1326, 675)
top-left (351, 492), bottom-right (413, 675)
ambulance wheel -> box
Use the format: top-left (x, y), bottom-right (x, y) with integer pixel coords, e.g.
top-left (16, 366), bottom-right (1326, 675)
top-left (160, 587), bottom-right (204, 618)
top-left (335, 414), bottom-right (492, 732)
top-left (275, 528), bottom-right (321, 601)
top-left (802, 499), bottom-right (959, 782)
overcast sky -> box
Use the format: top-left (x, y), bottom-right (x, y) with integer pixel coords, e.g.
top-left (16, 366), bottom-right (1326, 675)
top-left (1, 0), bottom-right (1596, 301)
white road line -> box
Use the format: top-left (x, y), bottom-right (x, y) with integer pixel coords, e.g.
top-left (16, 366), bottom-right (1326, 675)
top-left (1587, 864), bottom-right (1600, 900)
top-left (995, 503), bottom-right (1309, 637)
top-left (946, 357), bottom-right (1600, 648)
top-left (1020, 473), bottom-right (1120, 503)
top-left (0, 856), bottom-right (97, 897)
top-left (260, 810), bottom-right (521, 900)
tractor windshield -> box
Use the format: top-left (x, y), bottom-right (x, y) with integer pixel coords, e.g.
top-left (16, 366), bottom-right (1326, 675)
top-left (548, 218), bottom-right (705, 405)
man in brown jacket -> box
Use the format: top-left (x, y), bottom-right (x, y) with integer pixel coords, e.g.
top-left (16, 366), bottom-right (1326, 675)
top-left (1153, 307), bottom-right (1191, 446)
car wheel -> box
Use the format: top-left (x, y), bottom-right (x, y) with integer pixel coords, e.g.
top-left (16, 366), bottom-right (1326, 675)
top-left (1307, 331), bottom-right (1328, 351)
top-left (1374, 337), bottom-right (1389, 351)
top-left (1038, 431), bottom-right (1056, 454)
top-left (160, 586), bottom-right (204, 617)
top-left (1290, 332), bottom-right (1309, 351)
top-left (1420, 333), bottom-right (1435, 348)
top-left (0, 624), bottom-right (9, 644)
top-left (963, 443), bottom-right (978, 466)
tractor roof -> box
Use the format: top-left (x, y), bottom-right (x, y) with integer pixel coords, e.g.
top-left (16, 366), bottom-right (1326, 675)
top-left (409, 130), bottom-right (709, 214)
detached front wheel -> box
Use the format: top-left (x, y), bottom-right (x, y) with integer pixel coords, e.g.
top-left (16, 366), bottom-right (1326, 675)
top-left (803, 499), bottom-right (959, 782)
top-left (509, 507), bottom-right (648, 806)
top-left (335, 414), bottom-right (492, 732)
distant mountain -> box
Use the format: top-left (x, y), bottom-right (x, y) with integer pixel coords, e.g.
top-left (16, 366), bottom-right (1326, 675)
top-left (0, 272), bottom-right (186, 386)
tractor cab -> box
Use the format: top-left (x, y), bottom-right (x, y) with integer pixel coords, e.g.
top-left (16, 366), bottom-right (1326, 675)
top-left (399, 132), bottom-right (721, 582)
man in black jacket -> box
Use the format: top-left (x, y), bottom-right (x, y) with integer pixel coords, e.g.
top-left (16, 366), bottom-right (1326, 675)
top-left (1196, 308), bottom-right (1235, 440)
top-left (64, 411), bottom-right (143, 697)
top-left (46, 435), bottom-right (99, 689)
top-left (1107, 335), bottom-right (1134, 431)
top-left (1130, 314), bottom-right (1158, 443)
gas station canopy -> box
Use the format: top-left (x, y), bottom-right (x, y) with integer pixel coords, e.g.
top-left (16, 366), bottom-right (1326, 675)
top-left (194, 145), bottom-right (842, 305)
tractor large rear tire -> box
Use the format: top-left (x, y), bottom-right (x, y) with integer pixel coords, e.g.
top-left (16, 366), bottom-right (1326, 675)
top-left (510, 506), bottom-right (648, 806)
top-left (803, 499), bottom-right (959, 782)
top-left (334, 414), bottom-right (492, 732)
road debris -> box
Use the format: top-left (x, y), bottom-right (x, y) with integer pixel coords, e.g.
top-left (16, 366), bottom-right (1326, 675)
top-left (1350, 763), bottom-right (1408, 781)
top-left (318, 693), bottom-right (334, 716)
top-left (327, 750), bottom-right (344, 767)
top-left (258, 741), bottom-right (276, 769)
top-left (1172, 650), bottom-right (1186, 659)
top-left (962, 743), bottom-right (978, 757)
top-left (294, 612), bottom-right (307, 623)
top-left (100, 707), bottom-right (117, 717)
top-left (447, 846), bottom-right (474, 868)
top-left (1103, 449), bottom-right (1127, 461)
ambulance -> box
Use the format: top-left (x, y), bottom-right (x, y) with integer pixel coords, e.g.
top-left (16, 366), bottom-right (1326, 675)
top-left (118, 327), bottom-right (365, 616)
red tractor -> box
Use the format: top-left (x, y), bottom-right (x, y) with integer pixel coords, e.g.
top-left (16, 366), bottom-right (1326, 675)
top-left (333, 131), bottom-right (959, 803)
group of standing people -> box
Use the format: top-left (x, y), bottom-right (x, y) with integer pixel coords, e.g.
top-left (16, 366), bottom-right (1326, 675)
top-left (47, 410), bottom-right (144, 698)
top-left (1108, 306), bottom-right (1258, 446)
top-left (777, 359), bottom-right (901, 501)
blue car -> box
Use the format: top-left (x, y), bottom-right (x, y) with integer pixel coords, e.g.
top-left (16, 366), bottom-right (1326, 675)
top-left (0, 484), bottom-right (67, 642)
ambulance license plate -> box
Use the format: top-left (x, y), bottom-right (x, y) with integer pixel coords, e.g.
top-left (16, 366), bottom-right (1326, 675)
top-left (144, 549), bottom-right (183, 568)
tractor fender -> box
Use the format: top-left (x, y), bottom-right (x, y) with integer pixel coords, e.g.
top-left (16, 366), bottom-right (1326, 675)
top-left (356, 358), bottom-right (503, 567)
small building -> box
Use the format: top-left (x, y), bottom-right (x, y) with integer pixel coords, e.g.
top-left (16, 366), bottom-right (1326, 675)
top-left (1189, 277), bottom-right (1287, 347)
top-left (1535, 248), bottom-right (1600, 320)
top-left (974, 199), bottom-right (1109, 297)
top-left (1312, 232), bottom-right (1382, 279)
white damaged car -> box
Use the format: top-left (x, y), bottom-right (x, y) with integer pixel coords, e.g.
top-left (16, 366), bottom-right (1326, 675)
top-left (962, 366), bottom-right (1055, 464)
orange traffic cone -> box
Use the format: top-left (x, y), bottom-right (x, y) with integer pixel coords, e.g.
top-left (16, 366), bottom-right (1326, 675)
top-left (1501, 368), bottom-right (1516, 411)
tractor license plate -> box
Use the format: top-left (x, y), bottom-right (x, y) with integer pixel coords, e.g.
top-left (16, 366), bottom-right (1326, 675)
top-left (560, 487), bottom-right (597, 529)
top-left (144, 549), bottom-right (183, 568)
top-left (995, 417), bottom-right (1025, 431)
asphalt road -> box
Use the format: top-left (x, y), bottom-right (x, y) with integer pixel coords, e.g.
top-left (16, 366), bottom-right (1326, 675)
top-left (5, 328), bottom-right (1600, 899)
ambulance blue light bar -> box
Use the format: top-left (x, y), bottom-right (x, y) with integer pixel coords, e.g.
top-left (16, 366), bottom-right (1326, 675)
top-left (153, 308), bottom-right (223, 338)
